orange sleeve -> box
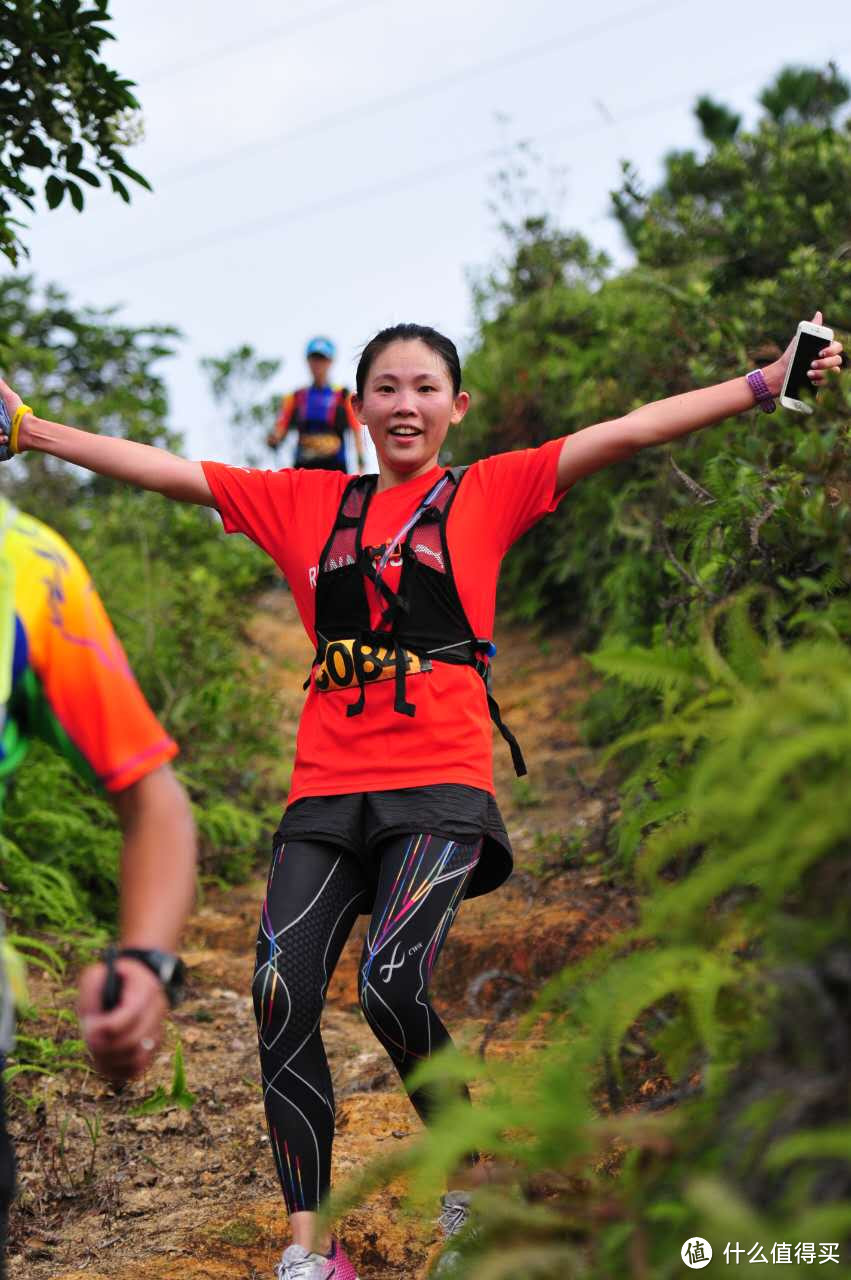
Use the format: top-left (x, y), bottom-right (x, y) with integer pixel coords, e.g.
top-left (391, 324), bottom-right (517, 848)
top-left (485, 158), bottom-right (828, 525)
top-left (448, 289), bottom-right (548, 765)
top-left (20, 523), bottom-right (178, 792)
top-left (269, 392), bottom-right (296, 446)
top-left (472, 438), bottom-right (568, 555)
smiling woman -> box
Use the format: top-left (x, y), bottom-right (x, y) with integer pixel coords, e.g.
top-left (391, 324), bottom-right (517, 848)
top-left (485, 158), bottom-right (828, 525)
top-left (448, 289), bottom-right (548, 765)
top-left (0, 307), bottom-right (843, 1279)
top-left (351, 324), bottom-right (470, 490)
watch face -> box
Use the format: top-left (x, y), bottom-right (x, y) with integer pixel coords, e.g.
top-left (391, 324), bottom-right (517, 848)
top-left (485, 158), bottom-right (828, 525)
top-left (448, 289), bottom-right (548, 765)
top-left (163, 955), bottom-right (187, 1005)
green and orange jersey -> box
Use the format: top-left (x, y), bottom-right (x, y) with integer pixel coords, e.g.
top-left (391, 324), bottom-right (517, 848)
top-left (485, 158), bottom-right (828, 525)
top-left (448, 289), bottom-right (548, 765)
top-left (0, 500), bottom-right (178, 796)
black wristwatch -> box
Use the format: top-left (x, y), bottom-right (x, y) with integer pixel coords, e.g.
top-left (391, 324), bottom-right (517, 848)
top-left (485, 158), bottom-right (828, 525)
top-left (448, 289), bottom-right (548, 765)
top-left (105, 947), bottom-right (187, 1008)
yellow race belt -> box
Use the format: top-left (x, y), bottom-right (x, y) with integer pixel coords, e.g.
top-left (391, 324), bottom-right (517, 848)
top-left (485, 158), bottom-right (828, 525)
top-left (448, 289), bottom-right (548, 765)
top-left (299, 432), bottom-right (343, 458)
top-left (313, 637), bottom-right (431, 693)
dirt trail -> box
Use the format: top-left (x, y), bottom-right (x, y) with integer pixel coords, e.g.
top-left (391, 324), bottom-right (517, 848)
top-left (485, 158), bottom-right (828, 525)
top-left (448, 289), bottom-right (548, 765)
top-left (7, 589), bottom-right (634, 1280)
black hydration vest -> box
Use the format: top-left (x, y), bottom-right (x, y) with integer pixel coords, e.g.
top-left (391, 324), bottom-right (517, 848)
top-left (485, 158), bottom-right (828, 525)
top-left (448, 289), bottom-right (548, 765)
top-left (306, 467), bottom-right (526, 776)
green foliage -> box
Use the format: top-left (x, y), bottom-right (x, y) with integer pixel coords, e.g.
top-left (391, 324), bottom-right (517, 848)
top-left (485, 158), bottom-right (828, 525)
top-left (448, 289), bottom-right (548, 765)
top-left (459, 65), bottom-right (851, 657)
top-left (336, 600), bottom-right (851, 1274)
top-left (510, 776), bottom-right (542, 809)
top-left (54, 1108), bottom-right (102, 1188)
top-left (694, 95), bottom-right (741, 145)
top-left (5, 1031), bottom-right (87, 1082)
top-left (194, 797), bottom-right (277, 884)
top-left (200, 344), bottom-right (282, 468)
top-left (218, 1218), bottom-right (264, 1246)
top-left (0, 275), bottom-right (179, 526)
top-left (130, 1039), bottom-right (196, 1114)
top-left (0, 1), bottom-right (150, 265)
top-left (0, 274), bottom-right (178, 451)
top-left (759, 62), bottom-right (850, 127)
top-left (1, 742), bottom-right (120, 931)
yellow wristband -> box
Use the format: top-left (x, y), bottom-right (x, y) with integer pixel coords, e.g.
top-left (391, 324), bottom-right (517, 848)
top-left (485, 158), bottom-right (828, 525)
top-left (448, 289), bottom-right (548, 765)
top-left (9, 405), bottom-right (33, 455)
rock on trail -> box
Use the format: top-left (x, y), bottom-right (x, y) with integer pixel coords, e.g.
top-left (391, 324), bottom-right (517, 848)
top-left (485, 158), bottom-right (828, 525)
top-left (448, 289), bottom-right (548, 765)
top-left (8, 589), bottom-right (633, 1279)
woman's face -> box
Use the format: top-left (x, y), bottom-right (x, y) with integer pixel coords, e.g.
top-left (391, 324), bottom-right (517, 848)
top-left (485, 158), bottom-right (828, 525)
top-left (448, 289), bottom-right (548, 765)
top-left (353, 339), bottom-right (469, 482)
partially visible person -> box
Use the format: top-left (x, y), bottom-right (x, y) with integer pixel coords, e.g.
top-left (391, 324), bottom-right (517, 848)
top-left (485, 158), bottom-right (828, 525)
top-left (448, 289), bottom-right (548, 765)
top-left (0, 492), bottom-right (196, 1275)
top-left (267, 336), bottom-right (365, 472)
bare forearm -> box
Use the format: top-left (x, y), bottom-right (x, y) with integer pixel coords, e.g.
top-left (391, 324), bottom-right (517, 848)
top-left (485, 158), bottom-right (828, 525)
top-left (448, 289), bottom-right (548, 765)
top-left (19, 414), bottom-right (214, 505)
top-left (626, 361), bottom-right (783, 448)
top-left (556, 362), bottom-right (786, 491)
top-left (113, 767), bottom-right (198, 951)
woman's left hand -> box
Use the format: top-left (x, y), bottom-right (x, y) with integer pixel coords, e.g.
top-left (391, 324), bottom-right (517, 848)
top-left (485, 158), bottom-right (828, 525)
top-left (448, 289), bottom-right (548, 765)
top-left (0, 377), bottom-right (23, 421)
top-left (777, 310), bottom-right (844, 388)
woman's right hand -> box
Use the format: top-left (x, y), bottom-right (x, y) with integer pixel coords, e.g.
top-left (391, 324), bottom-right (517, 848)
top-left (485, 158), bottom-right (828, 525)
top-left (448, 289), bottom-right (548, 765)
top-left (0, 377), bottom-right (26, 459)
top-left (0, 377), bottom-right (25, 457)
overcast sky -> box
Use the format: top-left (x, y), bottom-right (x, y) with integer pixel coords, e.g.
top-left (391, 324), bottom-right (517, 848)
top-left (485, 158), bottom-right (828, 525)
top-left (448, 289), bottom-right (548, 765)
top-left (15, 0), bottom-right (851, 464)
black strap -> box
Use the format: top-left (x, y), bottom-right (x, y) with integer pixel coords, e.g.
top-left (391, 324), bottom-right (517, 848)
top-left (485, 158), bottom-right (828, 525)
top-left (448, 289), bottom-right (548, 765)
top-left (424, 637), bottom-right (526, 777)
top-left (487, 692), bottom-right (527, 777)
top-left (393, 639), bottom-right (416, 716)
top-left (346, 629), bottom-right (368, 717)
top-left (360, 546), bottom-right (408, 629)
top-left (344, 634), bottom-right (416, 718)
top-left (346, 669), bottom-right (367, 717)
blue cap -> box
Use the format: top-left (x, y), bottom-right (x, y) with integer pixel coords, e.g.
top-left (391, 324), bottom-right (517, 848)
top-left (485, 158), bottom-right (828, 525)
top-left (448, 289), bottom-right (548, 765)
top-left (305, 336), bottom-right (335, 360)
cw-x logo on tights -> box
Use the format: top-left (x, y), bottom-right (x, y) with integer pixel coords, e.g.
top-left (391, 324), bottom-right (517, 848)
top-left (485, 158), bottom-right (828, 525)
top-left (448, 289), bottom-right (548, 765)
top-left (379, 944), bottom-right (405, 984)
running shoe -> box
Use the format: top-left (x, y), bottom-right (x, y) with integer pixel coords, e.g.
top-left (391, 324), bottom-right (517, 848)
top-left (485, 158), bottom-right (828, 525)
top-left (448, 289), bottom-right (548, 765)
top-left (276, 1238), bottom-right (359, 1279)
top-left (430, 1190), bottom-right (478, 1276)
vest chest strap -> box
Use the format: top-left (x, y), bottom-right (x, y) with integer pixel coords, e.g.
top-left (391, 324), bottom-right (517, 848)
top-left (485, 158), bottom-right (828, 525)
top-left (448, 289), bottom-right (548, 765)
top-left (309, 468), bottom-right (527, 774)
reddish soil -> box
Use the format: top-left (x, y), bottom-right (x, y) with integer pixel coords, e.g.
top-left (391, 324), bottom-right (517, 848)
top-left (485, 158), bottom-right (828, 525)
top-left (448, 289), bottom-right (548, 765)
top-left (6, 589), bottom-right (635, 1279)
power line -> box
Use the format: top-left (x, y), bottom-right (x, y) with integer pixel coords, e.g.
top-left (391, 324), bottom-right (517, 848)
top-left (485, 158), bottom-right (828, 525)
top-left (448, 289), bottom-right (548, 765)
top-left (80, 146), bottom-right (506, 282)
top-left (72, 42), bottom-right (850, 284)
top-left (156, 0), bottom-right (684, 186)
top-left (140, 0), bottom-right (385, 85)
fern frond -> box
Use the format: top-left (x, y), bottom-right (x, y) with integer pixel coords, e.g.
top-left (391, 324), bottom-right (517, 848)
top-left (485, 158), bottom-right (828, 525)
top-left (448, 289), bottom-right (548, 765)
top-left (764, 1125), bottom-right (851, 1168)
top-left (589, 644), bottom-right (703, 693)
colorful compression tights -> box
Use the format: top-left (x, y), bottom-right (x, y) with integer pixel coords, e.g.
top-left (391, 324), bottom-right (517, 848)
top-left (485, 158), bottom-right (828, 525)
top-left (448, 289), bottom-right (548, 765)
top-left (252, 833), bottom-right (482, 1215)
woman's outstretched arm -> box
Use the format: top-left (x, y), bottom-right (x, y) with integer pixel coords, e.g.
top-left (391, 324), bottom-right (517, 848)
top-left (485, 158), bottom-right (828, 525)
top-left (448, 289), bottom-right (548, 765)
top-left (0, 378), bottom-right (214, 506)
top-left (555, 311), bottom-right (844, 495)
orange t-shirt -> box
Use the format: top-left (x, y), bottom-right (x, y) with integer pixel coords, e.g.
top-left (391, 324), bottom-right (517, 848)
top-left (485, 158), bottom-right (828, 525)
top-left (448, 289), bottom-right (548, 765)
top-left (202, 440), bottom-right (567, 802)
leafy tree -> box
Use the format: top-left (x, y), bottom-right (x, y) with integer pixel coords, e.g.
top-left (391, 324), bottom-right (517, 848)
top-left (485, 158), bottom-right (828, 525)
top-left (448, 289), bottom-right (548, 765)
top-left (613, 77), bottom-right (851, 291)
top-left (457, 63), bottom-right (851, 662)
top-left (694, 94), bottom-right (741, 145)
top-left (759, 61), bottom-right (850, 127)
top-left (0, 275), bottom-right (178, 520)
top-left (0, 0), bottom-right (150, 265)
top-left (200, 344), bottom-right (282, 467)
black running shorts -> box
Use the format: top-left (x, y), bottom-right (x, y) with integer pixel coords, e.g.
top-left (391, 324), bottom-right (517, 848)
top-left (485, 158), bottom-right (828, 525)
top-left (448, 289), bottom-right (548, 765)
top-left (276, 784), bottom-right (512, 913)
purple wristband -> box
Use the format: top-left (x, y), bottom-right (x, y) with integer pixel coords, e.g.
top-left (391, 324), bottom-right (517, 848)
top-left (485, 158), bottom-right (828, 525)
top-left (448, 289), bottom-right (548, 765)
top-left (746, 368), bottom-right (776, 414)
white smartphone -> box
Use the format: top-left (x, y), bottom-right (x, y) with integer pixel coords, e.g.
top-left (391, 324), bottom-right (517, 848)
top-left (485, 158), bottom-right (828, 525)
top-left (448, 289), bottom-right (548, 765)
top-left (779, 319), bottom-right (834, 414)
